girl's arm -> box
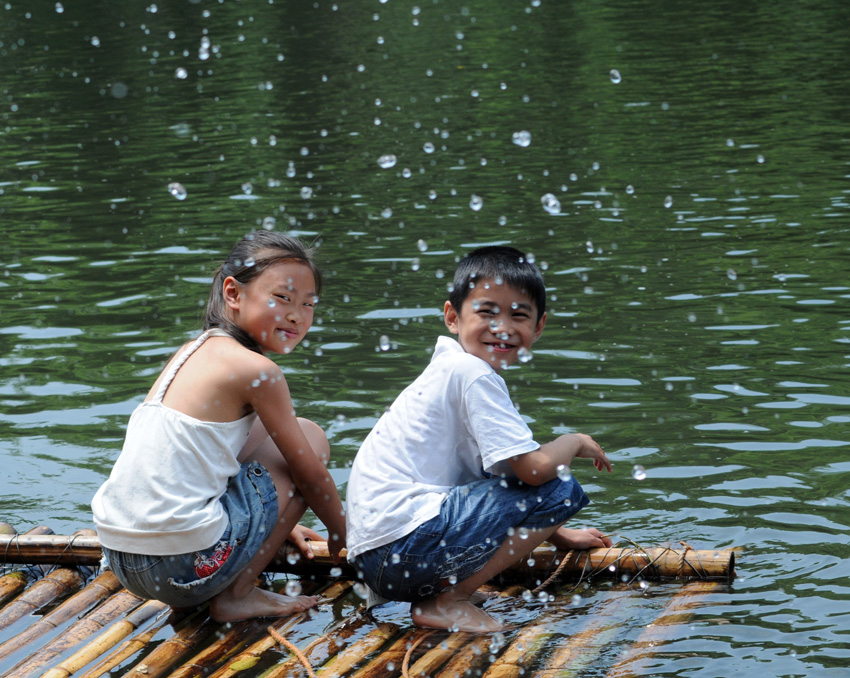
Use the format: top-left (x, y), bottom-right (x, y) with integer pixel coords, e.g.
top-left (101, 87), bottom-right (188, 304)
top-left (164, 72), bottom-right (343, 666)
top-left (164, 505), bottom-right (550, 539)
top-left (508, 433), bottom-right (612, 486)
top-left (240, 353), bottom-right (347, 561)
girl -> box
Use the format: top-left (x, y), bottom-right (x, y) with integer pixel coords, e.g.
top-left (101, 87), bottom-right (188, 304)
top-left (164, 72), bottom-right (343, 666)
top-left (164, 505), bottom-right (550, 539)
top-left (92, 232), bottom-right (346, 622)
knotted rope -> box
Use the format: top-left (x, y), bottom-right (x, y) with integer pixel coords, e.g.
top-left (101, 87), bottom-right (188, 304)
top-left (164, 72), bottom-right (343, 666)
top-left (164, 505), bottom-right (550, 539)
top-left (268, 626), bottom-right (315, 678)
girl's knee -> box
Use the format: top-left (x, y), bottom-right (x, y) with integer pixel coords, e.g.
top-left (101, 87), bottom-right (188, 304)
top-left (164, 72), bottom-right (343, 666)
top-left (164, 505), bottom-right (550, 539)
top-left (297, 418), bottom-right (330, 465)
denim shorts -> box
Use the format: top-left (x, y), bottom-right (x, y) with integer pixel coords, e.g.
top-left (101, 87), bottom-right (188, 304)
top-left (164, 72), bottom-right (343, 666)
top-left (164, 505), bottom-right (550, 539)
top-left (353, 475), bottom-right (589, 602)
top-left (102, 461), bottom-right (278, 607)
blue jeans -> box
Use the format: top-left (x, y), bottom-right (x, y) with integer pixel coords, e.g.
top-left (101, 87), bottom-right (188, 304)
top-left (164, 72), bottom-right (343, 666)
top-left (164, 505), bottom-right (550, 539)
top-left (353, 475), bottom-right (589, 602)
top-left (102, 461), bottom-right (278, 607)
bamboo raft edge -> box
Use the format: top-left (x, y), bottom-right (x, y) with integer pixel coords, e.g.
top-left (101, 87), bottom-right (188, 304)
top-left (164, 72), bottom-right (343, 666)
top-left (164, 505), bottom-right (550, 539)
top-left (0, 535), bottom-right (736, 582)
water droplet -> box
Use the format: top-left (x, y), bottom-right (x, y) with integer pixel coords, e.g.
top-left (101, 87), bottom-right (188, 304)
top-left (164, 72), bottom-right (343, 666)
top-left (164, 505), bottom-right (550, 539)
top-left (518, 347), bottom-right (533, 363)
top-left (417, 239), bottom-right (428, 252)
top-left (55, 2), bottom-right (64, 12)
top-left (242, 182), bottom-right (253, 195)
top-left (556, 464), bottom-right (572, 481)
top-left (90, 36), bottom-right (101, 47)
top-left (411, 258), bottom-right (421, 271)
top-left (540, 193), bottom-right (561, 215)
top-left (390, 552), bottom-right (401, 564)
top-left (353, 582), bottom-right (368, 598)
top-left (300, 186), bottom-right (313, 199)
top-left (448, 574), bottom-right (458, 585)
top-left (521, 589), bottom-right (534, 601)
top-left (537, 591), bottom-right (549, 602)
top-left (377, 153), bottom-right (397, 169)
top-left (379, 335), bottom-right (391, 351)
top-left (469, 194), bottom-right (483, 211)
top-left (110, 82), bottom-right (128, 99)
top-left (262, 216), bottom-right (276, 230)
top-left (517, 527), bottom-right (529, 540)
top-left (609, 69), bottom-right (622, 84)
top-left (330, 567), bottom-right (343, 577)
top-left (626, 184), bottom-right (635, 195)
top-left (571, 593), bottom-right (582, 605)
top-left (726, 268), bottom-right (737, 281)
top-left (381, 207), bottom-right (393, 218)
top-left (757, 154), bottom-right (765, 164)
top-left (167, 182), bottom-right (187, 200)
top-left (512, 130), bottom-right (532, 147)
top-left (663, 195), bottom-right (673, 208)
top-left (423, 141), bottom-right (435, 154)
top-left (175, 67), bottom-right (188, 80)
top-left (632, 465), bottom-right (647, 480)
top-left (286, 552), bottom-right (300, 565)
top-left (726, 138), bottom-right (735, 147)
top-left (285, 580), bottom-right (302, 596)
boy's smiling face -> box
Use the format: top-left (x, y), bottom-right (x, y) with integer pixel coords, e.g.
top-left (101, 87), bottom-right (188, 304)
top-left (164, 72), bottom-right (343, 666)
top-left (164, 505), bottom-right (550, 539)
top-left (444, 278), bottom-right (547, 371)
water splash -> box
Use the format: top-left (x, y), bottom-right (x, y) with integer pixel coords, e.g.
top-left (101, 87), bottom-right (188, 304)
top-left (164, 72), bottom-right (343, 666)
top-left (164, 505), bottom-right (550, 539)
top-left (512, 130), bottom-right (532, 147)
top-left (540, 193), bottom-right (561, 215)
top-left (167, 182), bottom-right (187, 200)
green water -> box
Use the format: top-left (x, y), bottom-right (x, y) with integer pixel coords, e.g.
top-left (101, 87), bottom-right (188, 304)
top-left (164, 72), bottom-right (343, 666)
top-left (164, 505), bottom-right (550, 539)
top-left (1, 1), bottom-right (849, 675)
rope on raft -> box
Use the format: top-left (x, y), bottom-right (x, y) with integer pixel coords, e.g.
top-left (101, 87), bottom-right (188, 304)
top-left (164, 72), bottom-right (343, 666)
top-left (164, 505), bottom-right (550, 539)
top-left (268, 625), bottom-right (316, 678)
top-left (1, 532), bottom-right (92, 577)
top-left (402, 630), bottom-right (435, 678)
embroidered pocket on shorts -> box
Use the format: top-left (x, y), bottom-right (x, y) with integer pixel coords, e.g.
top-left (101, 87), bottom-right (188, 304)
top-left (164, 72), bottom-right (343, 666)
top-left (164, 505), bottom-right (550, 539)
top-left (194, 540), bottom-right (233, 578)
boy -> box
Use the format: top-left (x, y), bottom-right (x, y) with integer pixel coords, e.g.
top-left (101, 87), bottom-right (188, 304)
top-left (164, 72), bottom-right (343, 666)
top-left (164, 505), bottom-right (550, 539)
top-left (346, 245), bottom-right (612, 632)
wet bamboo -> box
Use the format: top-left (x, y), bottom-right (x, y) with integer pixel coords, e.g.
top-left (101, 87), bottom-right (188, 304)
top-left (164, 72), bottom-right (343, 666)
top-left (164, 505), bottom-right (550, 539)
top-left (77, 607), bottom-right (193, 678)
top-left (407, 630), bottom-right (473, 678)
top-left (3, 588), bottom-right (145, 678)
top-left (604, 581), bottom-right (723, 678)
top-left (483, 620), bottom-right (555, 678)
top-left (0, 571), bottom-right (29, 608)
top-left (261, 611), bottom-right (372, 678)
top-left (531, 590), bottom-right (638, 678)
top-left (39, 598), bottom-right (171, 678)
top-left (0, 572), bottom-right (123, 664)
top-left (0, 536), bottom-right (101, 567)
top-left (121, 612), bottom-right (216, 678)
top-left (0, 567), bottom-right (83, 631)
top-left (432, 633), bottom-right (494, 678)
top-left (204, 580), bottom-right (352, 678)
top-left (314, 622), bottom-right (399, 678)
top-left (346, 628), bottom-right (421, 678)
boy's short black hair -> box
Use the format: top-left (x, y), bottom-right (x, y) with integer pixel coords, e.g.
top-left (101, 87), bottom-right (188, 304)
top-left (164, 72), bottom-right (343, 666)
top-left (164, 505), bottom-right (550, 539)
top-left (449, 245), bottom-right (546, 321)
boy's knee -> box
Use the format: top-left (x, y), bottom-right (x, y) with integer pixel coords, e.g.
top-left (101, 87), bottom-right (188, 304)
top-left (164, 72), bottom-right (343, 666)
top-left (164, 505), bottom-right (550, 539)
top-left (297, 418), bottom-right (330, 465)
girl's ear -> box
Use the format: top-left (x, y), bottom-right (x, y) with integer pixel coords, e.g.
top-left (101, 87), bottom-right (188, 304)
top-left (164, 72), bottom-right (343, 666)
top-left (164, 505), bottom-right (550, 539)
top-left (222, 276), bottom-right (241, 311)
top-left (531, 311), bottom-right (547, 343)
top-left (444, 300), bottom-right (460, 334)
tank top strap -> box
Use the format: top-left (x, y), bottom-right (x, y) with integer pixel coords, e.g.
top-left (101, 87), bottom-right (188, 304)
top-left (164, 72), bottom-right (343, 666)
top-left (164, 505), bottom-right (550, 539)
top-left (152, 329), bottom-right (231, 402)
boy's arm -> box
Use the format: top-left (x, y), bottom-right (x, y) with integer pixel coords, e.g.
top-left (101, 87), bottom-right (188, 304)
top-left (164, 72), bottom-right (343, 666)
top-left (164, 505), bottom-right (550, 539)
top-left (508, 433), bottom-right (612, 486)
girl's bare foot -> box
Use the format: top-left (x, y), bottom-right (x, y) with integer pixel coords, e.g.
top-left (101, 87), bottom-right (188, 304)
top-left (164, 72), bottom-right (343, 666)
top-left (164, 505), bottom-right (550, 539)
top-left (210, 585), bottom-right (319, 623)
top-left (411, 591), bottom-right (504, 633)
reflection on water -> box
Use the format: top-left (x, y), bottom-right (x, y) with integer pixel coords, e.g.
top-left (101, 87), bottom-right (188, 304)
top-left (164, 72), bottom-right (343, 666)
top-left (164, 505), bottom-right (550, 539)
top-left (2, 0), bottom-right (850, 674)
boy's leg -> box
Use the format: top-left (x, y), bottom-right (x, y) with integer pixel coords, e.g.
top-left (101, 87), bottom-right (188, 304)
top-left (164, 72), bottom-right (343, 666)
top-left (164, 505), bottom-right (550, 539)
top-left (412, 524), bottom-right (561, 632)
top-left (211, 418), bottom-right (328, 622)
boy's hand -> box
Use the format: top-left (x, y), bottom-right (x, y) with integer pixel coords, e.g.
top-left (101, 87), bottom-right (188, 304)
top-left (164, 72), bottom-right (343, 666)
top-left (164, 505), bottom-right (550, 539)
top-left (574, 433), bottom-right (613, 473)
top-left (327, 530), bottom-right (347, 565)
top-left (549, 526), bottom-right (613, 551)
top-left (287, 524), bottom-right (323, 560)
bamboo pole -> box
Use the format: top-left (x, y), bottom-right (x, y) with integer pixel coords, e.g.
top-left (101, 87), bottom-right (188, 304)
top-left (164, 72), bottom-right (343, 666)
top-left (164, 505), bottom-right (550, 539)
top-left (346, 628), bottom-right (422, 678)
top-left (0, 572), bottom-right (122, 664)
top-left (3, 588), bottom-right (145, 678)
top-left (0, 567), bottom-right (83, 632)
top-left (407, 630), bottom-right (473, 677)
top-left (314, 622), bottom-right (399, 678)
top-left (77, 607), bottom-right (194, 678)
top-left (0, 537), bottom-right (736, 583)
top-left (206, 580), bottom-right (351, 678)
top-left (0, 571), bottom-right (29, 609)
top-left (39, 598), bottom-right (171, 678)
top-left (432, 633), bottom-right (494, 678)
top-left (121, 611), bottom-right (216, 678)
top-left (604, 581), bottom-right (723, 678)
top-left (261, 611), bottom-right (372, 678)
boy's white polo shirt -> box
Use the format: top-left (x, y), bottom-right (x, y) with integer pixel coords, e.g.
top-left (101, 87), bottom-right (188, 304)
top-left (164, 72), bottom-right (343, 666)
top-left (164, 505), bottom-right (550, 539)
top-left (346, 335), bottom-right (540, 560)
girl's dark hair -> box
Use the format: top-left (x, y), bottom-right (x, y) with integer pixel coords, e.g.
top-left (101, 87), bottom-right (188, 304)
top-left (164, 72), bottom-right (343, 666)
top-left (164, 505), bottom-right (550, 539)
top-left (204, 231), bottom-right (322, 353)
top-left (448, 245), bottom-right (546, 321)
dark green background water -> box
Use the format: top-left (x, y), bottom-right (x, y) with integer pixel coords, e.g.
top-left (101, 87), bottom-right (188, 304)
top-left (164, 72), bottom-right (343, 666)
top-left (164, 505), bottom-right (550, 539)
top-left (1, 1), bottom-right (848, 675)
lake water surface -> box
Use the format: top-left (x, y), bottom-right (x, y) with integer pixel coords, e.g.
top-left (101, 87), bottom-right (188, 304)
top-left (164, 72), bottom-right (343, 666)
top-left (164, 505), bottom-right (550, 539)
top-left (1, 1), bottom-right (849, 675)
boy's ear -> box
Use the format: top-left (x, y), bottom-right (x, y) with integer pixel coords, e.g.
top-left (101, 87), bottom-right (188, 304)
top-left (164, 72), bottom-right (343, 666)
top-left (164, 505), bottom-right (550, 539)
top-left (222, 276), bottom-right (241, 311)
top-left (531, 311), bottom-right (547, 343)
top-left (444, 300), bottom-right (460, 334)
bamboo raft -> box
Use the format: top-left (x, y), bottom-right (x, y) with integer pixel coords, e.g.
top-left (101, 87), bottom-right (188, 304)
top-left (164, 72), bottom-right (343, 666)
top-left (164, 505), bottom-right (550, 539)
top-left (0, 525), bottom-right (736, 678)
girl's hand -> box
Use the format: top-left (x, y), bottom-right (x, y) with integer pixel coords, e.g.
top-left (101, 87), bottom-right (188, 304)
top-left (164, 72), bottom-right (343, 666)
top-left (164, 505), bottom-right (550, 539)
top-left (327, 531), bottom-right (346, 565)
top-left (574, 433), bottom-right (613, 473)
top-left (287, 525), bottom-right (323, 560)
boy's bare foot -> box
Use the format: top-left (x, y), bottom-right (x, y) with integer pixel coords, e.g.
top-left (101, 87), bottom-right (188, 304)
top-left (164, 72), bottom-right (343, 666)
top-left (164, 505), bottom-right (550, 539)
top-left (210, 585), bottom-right (319, 623)
top-left (411, 591), bottom-right (504, 633)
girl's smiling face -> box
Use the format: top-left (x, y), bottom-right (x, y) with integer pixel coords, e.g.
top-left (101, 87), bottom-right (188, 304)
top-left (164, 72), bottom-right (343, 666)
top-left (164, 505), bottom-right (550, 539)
top-left (224, 260), bottom-right (318, 355)
top-left (444, 278), bottom-right (546, 371)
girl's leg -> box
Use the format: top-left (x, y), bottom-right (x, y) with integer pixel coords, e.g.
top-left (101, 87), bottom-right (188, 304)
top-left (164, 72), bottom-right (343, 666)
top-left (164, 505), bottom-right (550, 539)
top-left (210, 417), bottom-right (329, 622)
